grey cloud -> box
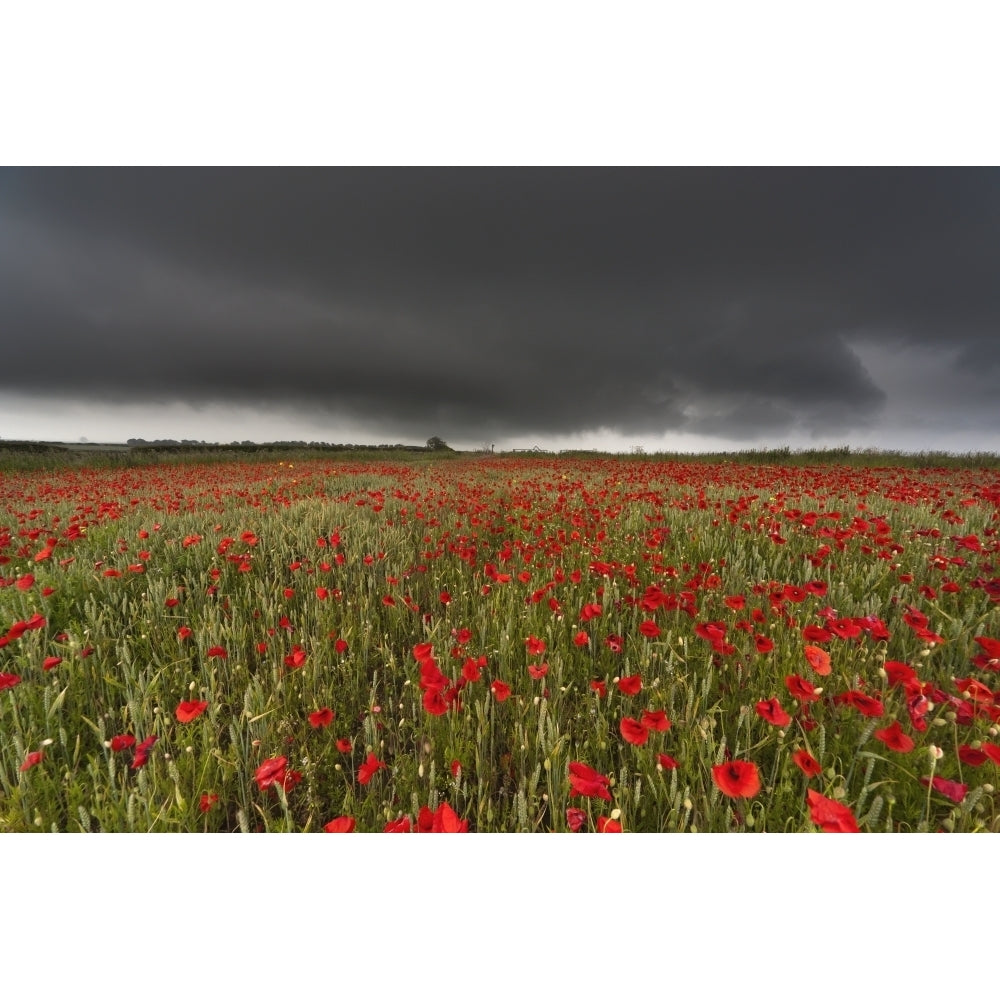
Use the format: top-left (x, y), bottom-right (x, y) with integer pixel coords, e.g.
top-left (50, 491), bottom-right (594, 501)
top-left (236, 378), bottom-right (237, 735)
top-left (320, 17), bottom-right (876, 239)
top-left (1, 168), bottom-right (998, 445)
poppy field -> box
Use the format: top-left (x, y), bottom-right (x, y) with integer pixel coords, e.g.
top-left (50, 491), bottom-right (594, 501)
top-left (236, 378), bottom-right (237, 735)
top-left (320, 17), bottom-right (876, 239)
top-left (2, 452), bottom-right (1000, 833)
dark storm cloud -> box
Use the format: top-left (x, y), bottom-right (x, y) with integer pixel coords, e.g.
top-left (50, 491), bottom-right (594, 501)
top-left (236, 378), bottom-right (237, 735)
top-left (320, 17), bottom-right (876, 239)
top-left (1, 168), bottom-right (998, 442)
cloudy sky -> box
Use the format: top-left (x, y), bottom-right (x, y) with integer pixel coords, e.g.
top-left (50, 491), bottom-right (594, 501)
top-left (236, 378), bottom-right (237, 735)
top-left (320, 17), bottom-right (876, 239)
top-left (1, 167), bottom-right (998, 453)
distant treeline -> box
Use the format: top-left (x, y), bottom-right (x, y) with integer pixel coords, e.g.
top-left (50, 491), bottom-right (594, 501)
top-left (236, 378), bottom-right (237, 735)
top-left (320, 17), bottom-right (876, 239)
top-left (2, 440), bottom-right (1000, 471)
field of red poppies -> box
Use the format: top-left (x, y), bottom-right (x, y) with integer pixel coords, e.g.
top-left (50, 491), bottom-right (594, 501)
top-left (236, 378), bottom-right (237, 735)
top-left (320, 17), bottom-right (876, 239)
top-left (2, 452), bottom-right (999, 832)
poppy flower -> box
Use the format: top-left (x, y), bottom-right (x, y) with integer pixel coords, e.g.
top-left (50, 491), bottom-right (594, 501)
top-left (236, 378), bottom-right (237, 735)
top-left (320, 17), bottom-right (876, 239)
top-left (0, 672), bottom-right (22, 691)
top-left (568, 761), bottom-right (612, 801)
top-left (176, 700), bottom-right (208, 723)
top-left (711, 760), bottom-right (761, 798)
top-left (755, 698), bottom-right (791, 727)
top-left (423, 688), bottom-right (448, 715)
top-left (199, 793), bottom-right (219, 813)
top-left (958, 744), bottom-right (988, 767)
top-left (580, 603), bottom-right (602, 621)
top-left (177, 626), bottom-right (193, 640)
top-left (42, 656), bottom-right (62, 671)
top-left (754, 635), bottom-right (775, 654)
top-left (254, 756), bottom-right (288, 791)
top-left (792, 749), bottom-right (822, 777)
top-left (806, 789), bottom-right (859, 832)
top-left (617, 674), bottom-right (643, 697)
top-left (620, 716), bottom-right (648, 746)
top-left (873, 719), bottom-right (914, 753)
top-left (131, 734), bottom-right (158, 770)
top-left (639, 620), bottom-right (661, 639)
top-left (605, 634), bottom-right (624, 654)
top-left (334, 639), bottom-right (349, 654)
top-left (358, 752), bottom-right (386, 785)
top-left (590, 679), bottom-right (607, 699)
top-left (206, 645), bottom-right (228, 659)
top-left (527, 662), bottom-right (548, 679)
top-left (336, 737), bottom-right (352, 753)
top-left (20, 750), bottom-right (44, 772)
top-left (15, 574), bottom-right (34, 590)
top-left (384, 815), bottom-right (412, 832)
top-left (109, 734), bottom-right (136, 753)
top-left (657, 753), bottom-right (678, 770)
top-left (641, 709), bottom-right (671, 732)
top-left (526, 636), bottom-right (546, 656)
top-left (284, 645), bottom-right (307, 669)
top-left (597, 815), bottom-right (622, 832)
top-left (430, 802), bottom-right (468, 832)
top-left (324, 816), bottom-right (357, 833)
top-left (785, 674), bottom-right (820, 703)
top-left (803, 645), bottom-right (831, 676)
top-left (308, 707), bottom-right (335, 728)
top-left (491, 680), bottom-right (511, 702)
top-left (573, 630), bottom-right (590, 647)
top-left (920, 775), bottom-right (967, 804)
top-left (566, 807), bottom-right (587, 832)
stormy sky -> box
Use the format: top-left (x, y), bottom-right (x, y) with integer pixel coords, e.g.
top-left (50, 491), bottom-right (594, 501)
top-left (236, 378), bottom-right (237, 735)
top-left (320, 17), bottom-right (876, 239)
top-left (1, 167), bottom-right (998, 452)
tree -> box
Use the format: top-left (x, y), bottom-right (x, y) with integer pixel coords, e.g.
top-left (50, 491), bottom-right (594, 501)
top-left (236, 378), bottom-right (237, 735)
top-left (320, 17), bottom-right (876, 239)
top-left (426, 436), bottom-right (451, 451)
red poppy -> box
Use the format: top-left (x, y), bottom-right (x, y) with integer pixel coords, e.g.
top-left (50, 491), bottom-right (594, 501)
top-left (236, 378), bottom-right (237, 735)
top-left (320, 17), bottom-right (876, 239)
top-left (958, 744), bottom-right (988, 767)
top-left (308, 707), bottom-right (335, 728)
top-left (206, 645), bottom-right (228, 659)
top-left (177, 626), bottom-right (193, 640)
top-left (430, 802), bottom-right (468, 832)
top-left (336, 737), bottom-right (353, 753)
top-left (15, 573), bottom-right (34, 590)
top-left (199, 793), bottom-right (219, 813)
top-left (836, 690), bottom-right (884, 718)
top-left (131, 734), bottom-right (158, 770)
top-left (920, 776), bottom-right (967, 804)
top-left (423, 688), bottom-right (448, 715)
top-left (334, 638), bottom-right (349, 654)
top-left (358, 752), bottom-right (386, 785)
top-left (254, 756), bottom-right (287, 791)
top-left (412, 642), bottom-right (434, 661)
top-left (527, 662), bottom-right (549, 679)
top-left (568, 761), bottom-right (612, 801)
top-left (324, 816), bottom-right (357, 833)
top-left (384, 815), bottom-right (413, 832)
top-left (491, 680), bottom-right (511, 702)
top-left (792, 749), bottom-right (822, 777)
top-left (526, 636), bottom-right (546, 656)
top-left (573, 630), bottom-right (590, 647)
top-left (176, 700), bottom-right (208, 723)
top-left (597, 815), bottom-right (622, 832)
top-left (803, 645), bottom-right (831, 676)
top-left (657, 753), bottom-right (679, 770)
top-left (641, 709), bottom-right (671, 732)
top-left (617, 673), bottom-right (643, 696)
top-left (284, 645), bottom-right (307, 669)
top-left (566, 807), bottom-right (587, 832)
top-left (806, 789), bottom-right (859, 832)
top-left (580, 603), bottom-right (602, 621)
top-left (620, 716), bottom-right (648, 746)
top-left (0, 672), bottom-right (22, 691)
top-left (590, 679), bottom-right (607, 698)
top-left (754, 635), bottom-right (775, 654)
top-left (639, 620), bottom-right (661, 639)
top-left (605, 634), bottom-right (624, 653)
top-left (785, 674), bottom-right (820, 703)
top-left (20, 750), bottom-right (44, 772)
top-left (711, 760), bottom-right (761, 798)
top-left (109, 734), bottom-right (136, 753)
top-left (42, 656), bottom-right (62, 671)
top-left (755, 698), bottom-right (791, 727)
top-left (873, 719), bottom-right (914, 753)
